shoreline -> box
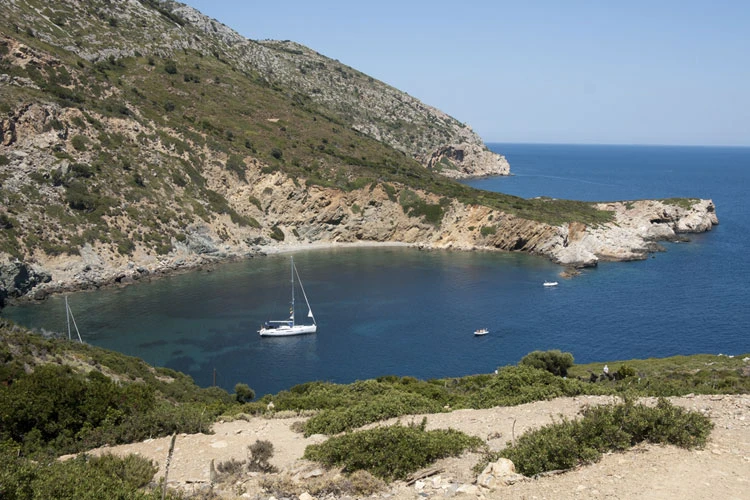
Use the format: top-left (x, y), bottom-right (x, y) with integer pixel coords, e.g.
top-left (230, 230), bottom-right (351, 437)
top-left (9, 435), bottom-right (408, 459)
top-left (1, 241), bottom-right (436, 308)
top-left (1, 197), bottom-right (718, 308)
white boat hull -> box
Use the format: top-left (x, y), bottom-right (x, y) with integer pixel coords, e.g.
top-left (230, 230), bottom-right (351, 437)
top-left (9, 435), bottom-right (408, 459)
top-left (259, 324), bottom-right (317, 337)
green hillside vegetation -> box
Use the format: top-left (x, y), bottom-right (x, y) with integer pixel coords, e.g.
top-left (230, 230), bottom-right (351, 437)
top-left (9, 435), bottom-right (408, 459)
top-left (0, 319), bottom-right (236, 459)
top-left (236, 349), bottom-right (748, 438)
top-left (1, 321), bottom-right (745, 496)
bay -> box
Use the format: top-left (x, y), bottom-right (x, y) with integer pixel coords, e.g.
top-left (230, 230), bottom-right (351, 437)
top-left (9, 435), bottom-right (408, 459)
top-left (4, 144), bottom-right (749, 396)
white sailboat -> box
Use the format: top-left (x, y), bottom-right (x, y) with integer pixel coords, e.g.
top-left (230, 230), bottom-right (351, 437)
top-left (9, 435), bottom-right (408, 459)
top-left (258, 257), bottom-right (317, 337)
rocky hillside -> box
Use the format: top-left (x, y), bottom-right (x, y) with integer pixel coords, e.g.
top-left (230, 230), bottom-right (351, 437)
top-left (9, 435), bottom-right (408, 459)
top-left (4, 0), bottom-right (509, 178)
top-left (0, 0), bottom-right (717, 305)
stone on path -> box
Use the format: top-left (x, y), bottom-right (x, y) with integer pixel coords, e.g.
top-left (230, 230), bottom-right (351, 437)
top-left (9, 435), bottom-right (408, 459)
top-left (476, 458), bottom-right (526, 489)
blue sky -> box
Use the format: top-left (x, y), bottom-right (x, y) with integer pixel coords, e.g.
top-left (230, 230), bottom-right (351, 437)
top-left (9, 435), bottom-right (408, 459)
top-left (181, 1), bottom-right (749, 146)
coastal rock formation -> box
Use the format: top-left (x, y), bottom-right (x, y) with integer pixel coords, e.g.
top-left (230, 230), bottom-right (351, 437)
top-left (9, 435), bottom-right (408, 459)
top-left (551, 199), bottom-right (719, 265)
top-left (427, 143), bottom-right (510, 178)
top-left (12, 176), bottom-right (718, 302)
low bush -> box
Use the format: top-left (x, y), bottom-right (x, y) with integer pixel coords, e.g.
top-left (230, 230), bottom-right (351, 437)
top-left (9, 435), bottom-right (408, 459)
top-left (234, 383), bottom-right (255, 403)
top-left (65, 181), bottom-right (97, 212)
top-left (465, 365), bottom-right (586, 408)
top-left (480, 225), bottom-right (496, 236)
top-left (269, 225), bottom-right (285, 241)
top-left (71, 135), bottom-right (88, 151)
top-left (225, 154), bottom-right (246, 181)
top-left (0, 447), bottom-right (168, 500)
top-left (248, 439), bottom-right (277, 473)
top-left (481, 397), bottom-right (713, 476)
top-left (398, 189), bottom-right (444, 226)
top-left (519, 350), bottom-right (574, 377)
top-left (215, 457), bottom-right (245, 475)
top-left (304, 391), bottom-right (443, 436)
top-left (304, 419), bottom-right (483, 481)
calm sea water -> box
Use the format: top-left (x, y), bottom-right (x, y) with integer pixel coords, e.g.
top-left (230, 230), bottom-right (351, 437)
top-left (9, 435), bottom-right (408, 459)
top-left (4, 144), bottom-right (749, 396)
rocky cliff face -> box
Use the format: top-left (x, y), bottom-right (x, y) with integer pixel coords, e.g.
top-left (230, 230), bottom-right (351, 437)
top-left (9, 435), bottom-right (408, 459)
top-left (6, 0), bottom-right (509, 178)
top-left (244, 39), bottom-right (510, 178)
top-left (7, 172), bottom-right (717, 302)
top-left (549, 199), bottom-right (719, 266)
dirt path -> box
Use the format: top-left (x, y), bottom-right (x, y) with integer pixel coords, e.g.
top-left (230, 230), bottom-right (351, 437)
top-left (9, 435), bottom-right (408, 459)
top-left (92, 394), bottom-right (750, 499)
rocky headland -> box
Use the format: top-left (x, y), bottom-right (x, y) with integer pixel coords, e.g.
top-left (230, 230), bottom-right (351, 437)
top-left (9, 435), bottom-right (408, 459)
top-left (0, 177), bottom-right (718, 306)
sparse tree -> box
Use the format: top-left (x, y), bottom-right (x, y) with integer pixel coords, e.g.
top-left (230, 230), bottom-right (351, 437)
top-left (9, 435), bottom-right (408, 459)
top-left (234, 383), bottom-right (255, 403)
top-left (247, 439), bottom-right (276, 472)
top-left (519, 350), bottom-right (574, 377)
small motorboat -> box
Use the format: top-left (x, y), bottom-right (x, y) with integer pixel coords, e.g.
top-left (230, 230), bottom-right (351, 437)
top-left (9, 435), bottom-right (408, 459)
top-left (543, 281), bottom-right (559, 287)
top-left (474, 328), bottom-right (489, 336)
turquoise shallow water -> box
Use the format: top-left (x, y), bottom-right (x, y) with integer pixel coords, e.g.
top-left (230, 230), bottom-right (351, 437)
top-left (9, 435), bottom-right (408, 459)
top-left (4, 144), bottom-right (749, 396)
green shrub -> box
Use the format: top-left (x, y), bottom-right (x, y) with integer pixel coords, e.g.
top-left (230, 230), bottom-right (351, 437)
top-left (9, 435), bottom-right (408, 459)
top-left (269, 225), bottom-right (285, 241)
top-left (0, 213), bottom-right (14, 229)
top-left (480, 225), bottom-right (496, 236)
top-left (519, 350), bottom-right (575, 377)
top-left (488, 398), bottom-right (713, 476)
top-left (117, 238), bottom-right (136, 255)
top-left (234, 383), bottom-right (255, 403)
top-left (248, 196), bottom-right (262, 210)
top-left (616, 364), bottom-right (637, 379)
top-left (398, 189), bottom-right (444, 226)
top-left (163, 60), bottom-right (177, 74)
top-left (248, 439), bottom-right (276, 473)
top-left (0, 451), bottom-right (162, 500)
top-left (64, 182), bottom-right (97, 212)
top-left (70, 163), bottom-right (94, 178)
top-left (226, 154), bottom-right (246, 181)
top-left (304, 420), bottom-right (483, 481)
top-left (71, 135), bottom-right (88, 151)
top-left (304, 392), bottom-right (443, 436)
top-left (466, 365), bottom-right (584, 408)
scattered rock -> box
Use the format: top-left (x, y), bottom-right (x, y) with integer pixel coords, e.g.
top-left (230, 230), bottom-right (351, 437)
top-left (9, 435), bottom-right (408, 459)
top-left (476, 458), bottom-right (526, 489)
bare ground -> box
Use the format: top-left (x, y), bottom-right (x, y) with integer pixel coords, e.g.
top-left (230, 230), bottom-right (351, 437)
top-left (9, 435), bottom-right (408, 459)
top-left (90, 394), bottom-right (750, 499)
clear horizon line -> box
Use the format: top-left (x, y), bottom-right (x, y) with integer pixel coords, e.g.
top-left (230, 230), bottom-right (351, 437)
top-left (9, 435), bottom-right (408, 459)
top-left (483, 140), bottom-right (750, 149)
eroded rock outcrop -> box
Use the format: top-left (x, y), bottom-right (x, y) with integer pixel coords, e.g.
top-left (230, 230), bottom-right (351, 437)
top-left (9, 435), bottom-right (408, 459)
top-left (549, 199), bottom-right (719, 266)
top-left (427, 143), bottom-right (511, 178)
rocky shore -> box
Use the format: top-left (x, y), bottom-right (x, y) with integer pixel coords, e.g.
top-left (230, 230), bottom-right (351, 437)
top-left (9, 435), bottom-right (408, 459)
top-left (0, 196), bottom-right (718, 308)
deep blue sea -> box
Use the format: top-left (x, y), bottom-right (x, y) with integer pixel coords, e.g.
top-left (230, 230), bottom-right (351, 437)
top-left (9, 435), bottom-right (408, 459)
top-left (3, 144), bottom-right (749, 396)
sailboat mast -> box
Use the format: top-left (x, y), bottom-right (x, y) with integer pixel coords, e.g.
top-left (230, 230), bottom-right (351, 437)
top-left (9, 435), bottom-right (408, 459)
top-left (290, 257), bottom-right (295, 326)
top-left (66, 295), bottom-right (71, 341)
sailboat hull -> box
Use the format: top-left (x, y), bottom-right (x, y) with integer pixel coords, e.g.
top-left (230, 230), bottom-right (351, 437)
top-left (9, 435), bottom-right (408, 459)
top-left (259, 257), bottom-right (317, 337)
top-left (258, 324), bottom-right (317, 337)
